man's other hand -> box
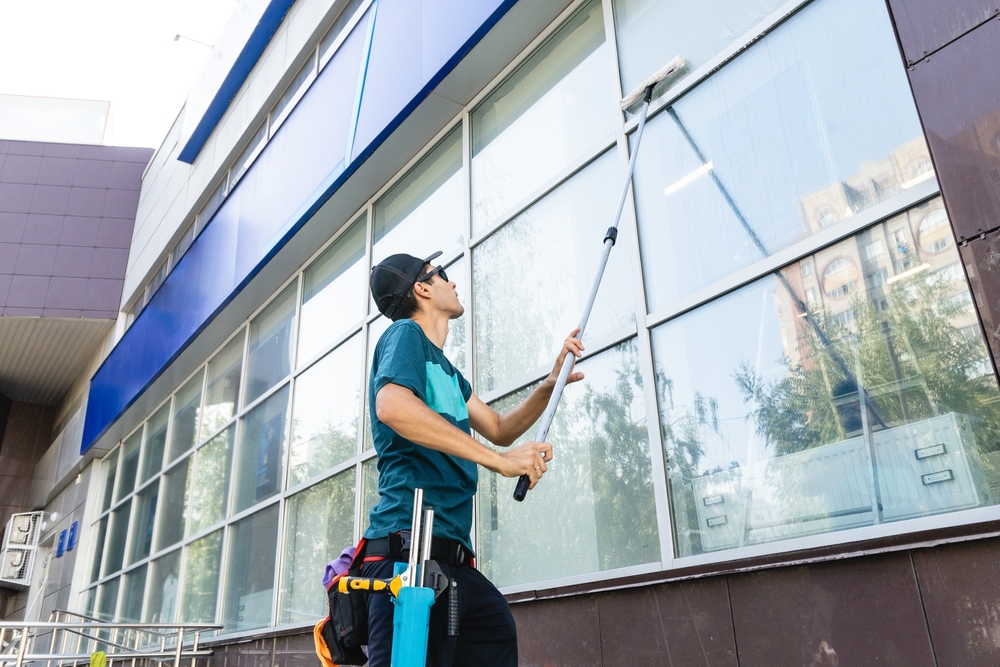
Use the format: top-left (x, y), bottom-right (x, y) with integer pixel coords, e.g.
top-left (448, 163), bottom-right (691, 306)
top-left (497, 441), bottom-right (553, 489)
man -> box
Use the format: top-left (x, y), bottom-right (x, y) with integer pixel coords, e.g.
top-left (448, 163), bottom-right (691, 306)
top-left (363, 251), bottom-right (584, 667)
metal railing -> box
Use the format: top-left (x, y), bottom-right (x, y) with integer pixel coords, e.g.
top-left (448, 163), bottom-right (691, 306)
top-left (0, 610), bottom-right (222, 667)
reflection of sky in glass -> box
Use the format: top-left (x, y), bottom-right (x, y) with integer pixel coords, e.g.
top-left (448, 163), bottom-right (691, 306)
top-left (373, 128), bottom-right (464, 265)
top-left (474, 149), bottom-right (636, 393)
top-left (613, 0), bottom-right (786, 104)
top-left (201, 332), bottom-right (244, 440)
top-left (633, 0), bottom-right (927, 312)
top-left (289, 334), bottom-right (362, 486)
top-left (442, 255), bottom-right (468, 375)
top-left (471, 0), bottom-right (616, 233)
top-left (299, 221), bottom-right (366, 366)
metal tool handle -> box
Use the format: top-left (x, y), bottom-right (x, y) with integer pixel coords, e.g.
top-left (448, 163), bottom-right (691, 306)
top-left (513, 85), bottom-right (656, 502)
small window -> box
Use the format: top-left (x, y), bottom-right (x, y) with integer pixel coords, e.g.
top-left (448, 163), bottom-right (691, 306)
top-left (822, 257), bottom-right (858, 299)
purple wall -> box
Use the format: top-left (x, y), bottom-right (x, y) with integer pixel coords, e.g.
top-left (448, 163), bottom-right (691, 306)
top-left (0, 141), bottom-right (151, 318)
top-left (884, 1), bottom-right (1000, 378)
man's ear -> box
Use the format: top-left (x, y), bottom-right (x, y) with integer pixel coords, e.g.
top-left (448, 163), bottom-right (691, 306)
top-left (412, 280), bottom-right (433, 300)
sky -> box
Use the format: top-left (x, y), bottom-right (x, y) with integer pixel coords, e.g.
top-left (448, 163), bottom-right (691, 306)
top-left (0, 0), bottom-right (238, 148)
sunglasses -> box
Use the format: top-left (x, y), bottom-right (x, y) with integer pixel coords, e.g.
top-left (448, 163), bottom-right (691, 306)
top-left (416, 265), bottom-right (449, 284)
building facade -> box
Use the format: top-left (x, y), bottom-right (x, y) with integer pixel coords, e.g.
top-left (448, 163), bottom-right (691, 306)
top-left (6, 0), bottom-right (1000, 664)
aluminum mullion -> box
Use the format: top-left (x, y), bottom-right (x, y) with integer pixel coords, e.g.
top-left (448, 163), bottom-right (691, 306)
top-left (353, 205), bottom-right (375, 544)
top-left (621, 0), bottom-right (815, 136)
top-left (467, 134), bottom-right (618, 250)
top-left (293, 324), bottom-right (363, 378)
top-left (601, 7), bottom-right (678, 565)
top-left (282, 455), bottom-right (359, 499)
top-left (499, 560), bottom-right (663, 597)
top-left (477, 323), bottom-right (638, 405)
top-left (644, 178), bottom-right (941, 332)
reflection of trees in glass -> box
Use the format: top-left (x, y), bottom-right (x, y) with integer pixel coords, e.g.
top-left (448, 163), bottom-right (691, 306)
top-left (477, 340), bottom-right (658, 587)
top-left (473, 214), bottom-right (555, 391)
top-left (289, 414), bottom-right (357, 487)
top-left (361, 457), bottom-right (379, 532)
top-left (735, 274), bottom-right (1000, 457)
top-left (181, 531), bottom-right (222, 623)
top-left (280, 470), bottom-right (356, 623)
top-left (187, 429), bottom-right (233, 535)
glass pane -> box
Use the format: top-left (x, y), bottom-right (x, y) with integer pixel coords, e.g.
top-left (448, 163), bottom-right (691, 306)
top-left (363, 317), bottom-right (391, 452)
top-left (188, 427), bottom-right (235, 535)
top-left (141, 404), bottom-right (170, 483)
top-left (299, 220), bottom-right (366, 365)
top-left (473, 149), bottom-right (636, 392)
top-left (289, 335), bottom-right (362, 486)
top-left (246, 283), bottom-right (297, 404)
top-left (234, 386), bottom-right (290, 514)
top-left (613, 0), bottom-right (785, 106)
top-left (155, 458), bottom-right (192, 551)
top-left (373, 127), bottom-right (464, 265)
top-left (117, 430), bottom-right (142, 501)
top-left (83, 587), bottom-right (97, 617)
top-left (442, 256), bottom-right (468, 375)
top-left (202, 331), bottom-right (244, 439)
top-left (279, 469), bottom-right (356, 624)
top-left (102, 499), bottom-right (132, 577)
top-left (230, 122), bottom-right (267, 190)
top-left (89, 517), bottom-right (108, 584)
top-left (145, 549), bottom-right (181, 622)
top-left (180, 530), bottom-right (222, 623)
top-left (320, 0), bottom-right (365, 62)
top-left (96, 576), bottom-right (120, 621)
top-left (128, 484), bottom-right (159, 564)
top-left (223, 505), bottom-right (280, 631)
top-left (168, 370), bottom-right (204, 463)
top-left (361, 457), bottom-right (378, 533)
top-left (120, 564), bottom-right (148, 622)
top-left (471, 0), bottom-right (615, 232)
top-left (477, 339), bottom-right (659, 587)
top-left (632, 0), bottom-right (929, 314)
top-left (101, 449), bottom-right (119, 512)
top-left (652, 203), bottom-right (1000, 559)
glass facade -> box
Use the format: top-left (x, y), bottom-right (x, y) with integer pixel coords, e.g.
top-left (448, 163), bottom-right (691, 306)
top-left (83, 0), bottom-right (1000, 634)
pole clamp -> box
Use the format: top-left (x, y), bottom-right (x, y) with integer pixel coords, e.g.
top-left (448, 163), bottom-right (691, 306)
top-left (604, 227), bottom-right (618, 245)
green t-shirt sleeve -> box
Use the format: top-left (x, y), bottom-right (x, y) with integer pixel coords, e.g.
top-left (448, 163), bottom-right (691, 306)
top-left (457, 369), bottom-right (472, 402)
top-left (373, 322), bottom-right (426, 401)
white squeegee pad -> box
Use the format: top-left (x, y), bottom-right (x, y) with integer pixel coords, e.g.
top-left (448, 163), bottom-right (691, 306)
top-left (619, 55), bottom-right (686, 110)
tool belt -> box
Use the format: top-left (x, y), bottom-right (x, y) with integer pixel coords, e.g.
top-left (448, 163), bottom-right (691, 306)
top-left (365, 531), bottom-right (474, 567)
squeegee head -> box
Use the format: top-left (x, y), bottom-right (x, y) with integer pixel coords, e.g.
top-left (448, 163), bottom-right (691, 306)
top-left (619, 55), bottom-right (685, 110)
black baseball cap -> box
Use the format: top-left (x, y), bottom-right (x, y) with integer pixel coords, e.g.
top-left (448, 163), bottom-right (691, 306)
top-left (370, 251), bottom-right (443, 319)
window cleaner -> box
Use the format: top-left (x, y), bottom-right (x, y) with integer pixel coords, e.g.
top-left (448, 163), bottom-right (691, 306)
top-left (514, 55), bottom-right (685, 501)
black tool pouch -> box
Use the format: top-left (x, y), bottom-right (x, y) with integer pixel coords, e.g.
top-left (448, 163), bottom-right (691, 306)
top-left (318, 538), bottom-right (371, 666)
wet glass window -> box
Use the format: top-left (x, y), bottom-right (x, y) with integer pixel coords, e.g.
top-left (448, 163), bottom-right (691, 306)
top-left (144, 549), bottom-right (181, 623)
top-left (473, 150), bottom-right (636, 393)
top-left (140, 404), bottom-right (170, 484)
top-left (116, 430), bottom-right (142, 501)
top-left (477, 339), bottom-right (659, 587)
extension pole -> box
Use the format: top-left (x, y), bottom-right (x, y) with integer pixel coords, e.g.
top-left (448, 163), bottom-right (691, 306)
top-left (514, 57), bottom-right (684, 501)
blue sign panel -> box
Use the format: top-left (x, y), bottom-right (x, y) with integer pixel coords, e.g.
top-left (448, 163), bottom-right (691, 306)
top-left (68, 521), bottom-right (79, 551)
top-left (82, 0), bottom-right (513, 453)
top-left (57, 530), bottom-right (67, 558)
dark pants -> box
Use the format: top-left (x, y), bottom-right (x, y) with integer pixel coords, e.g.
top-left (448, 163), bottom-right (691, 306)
top-left (362, 557), bottom-right (517, 667)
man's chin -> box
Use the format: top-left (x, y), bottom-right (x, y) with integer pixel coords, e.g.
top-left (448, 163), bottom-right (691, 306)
top-left (450, 304), bottom-right (466, 319)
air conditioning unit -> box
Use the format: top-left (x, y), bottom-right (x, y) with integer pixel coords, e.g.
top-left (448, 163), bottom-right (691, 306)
top-left (1, 512), bottom-right (43, 590)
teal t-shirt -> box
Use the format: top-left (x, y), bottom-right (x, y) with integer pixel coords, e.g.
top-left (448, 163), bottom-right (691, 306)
top-left (364, 319), bottom-right (477, 552)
